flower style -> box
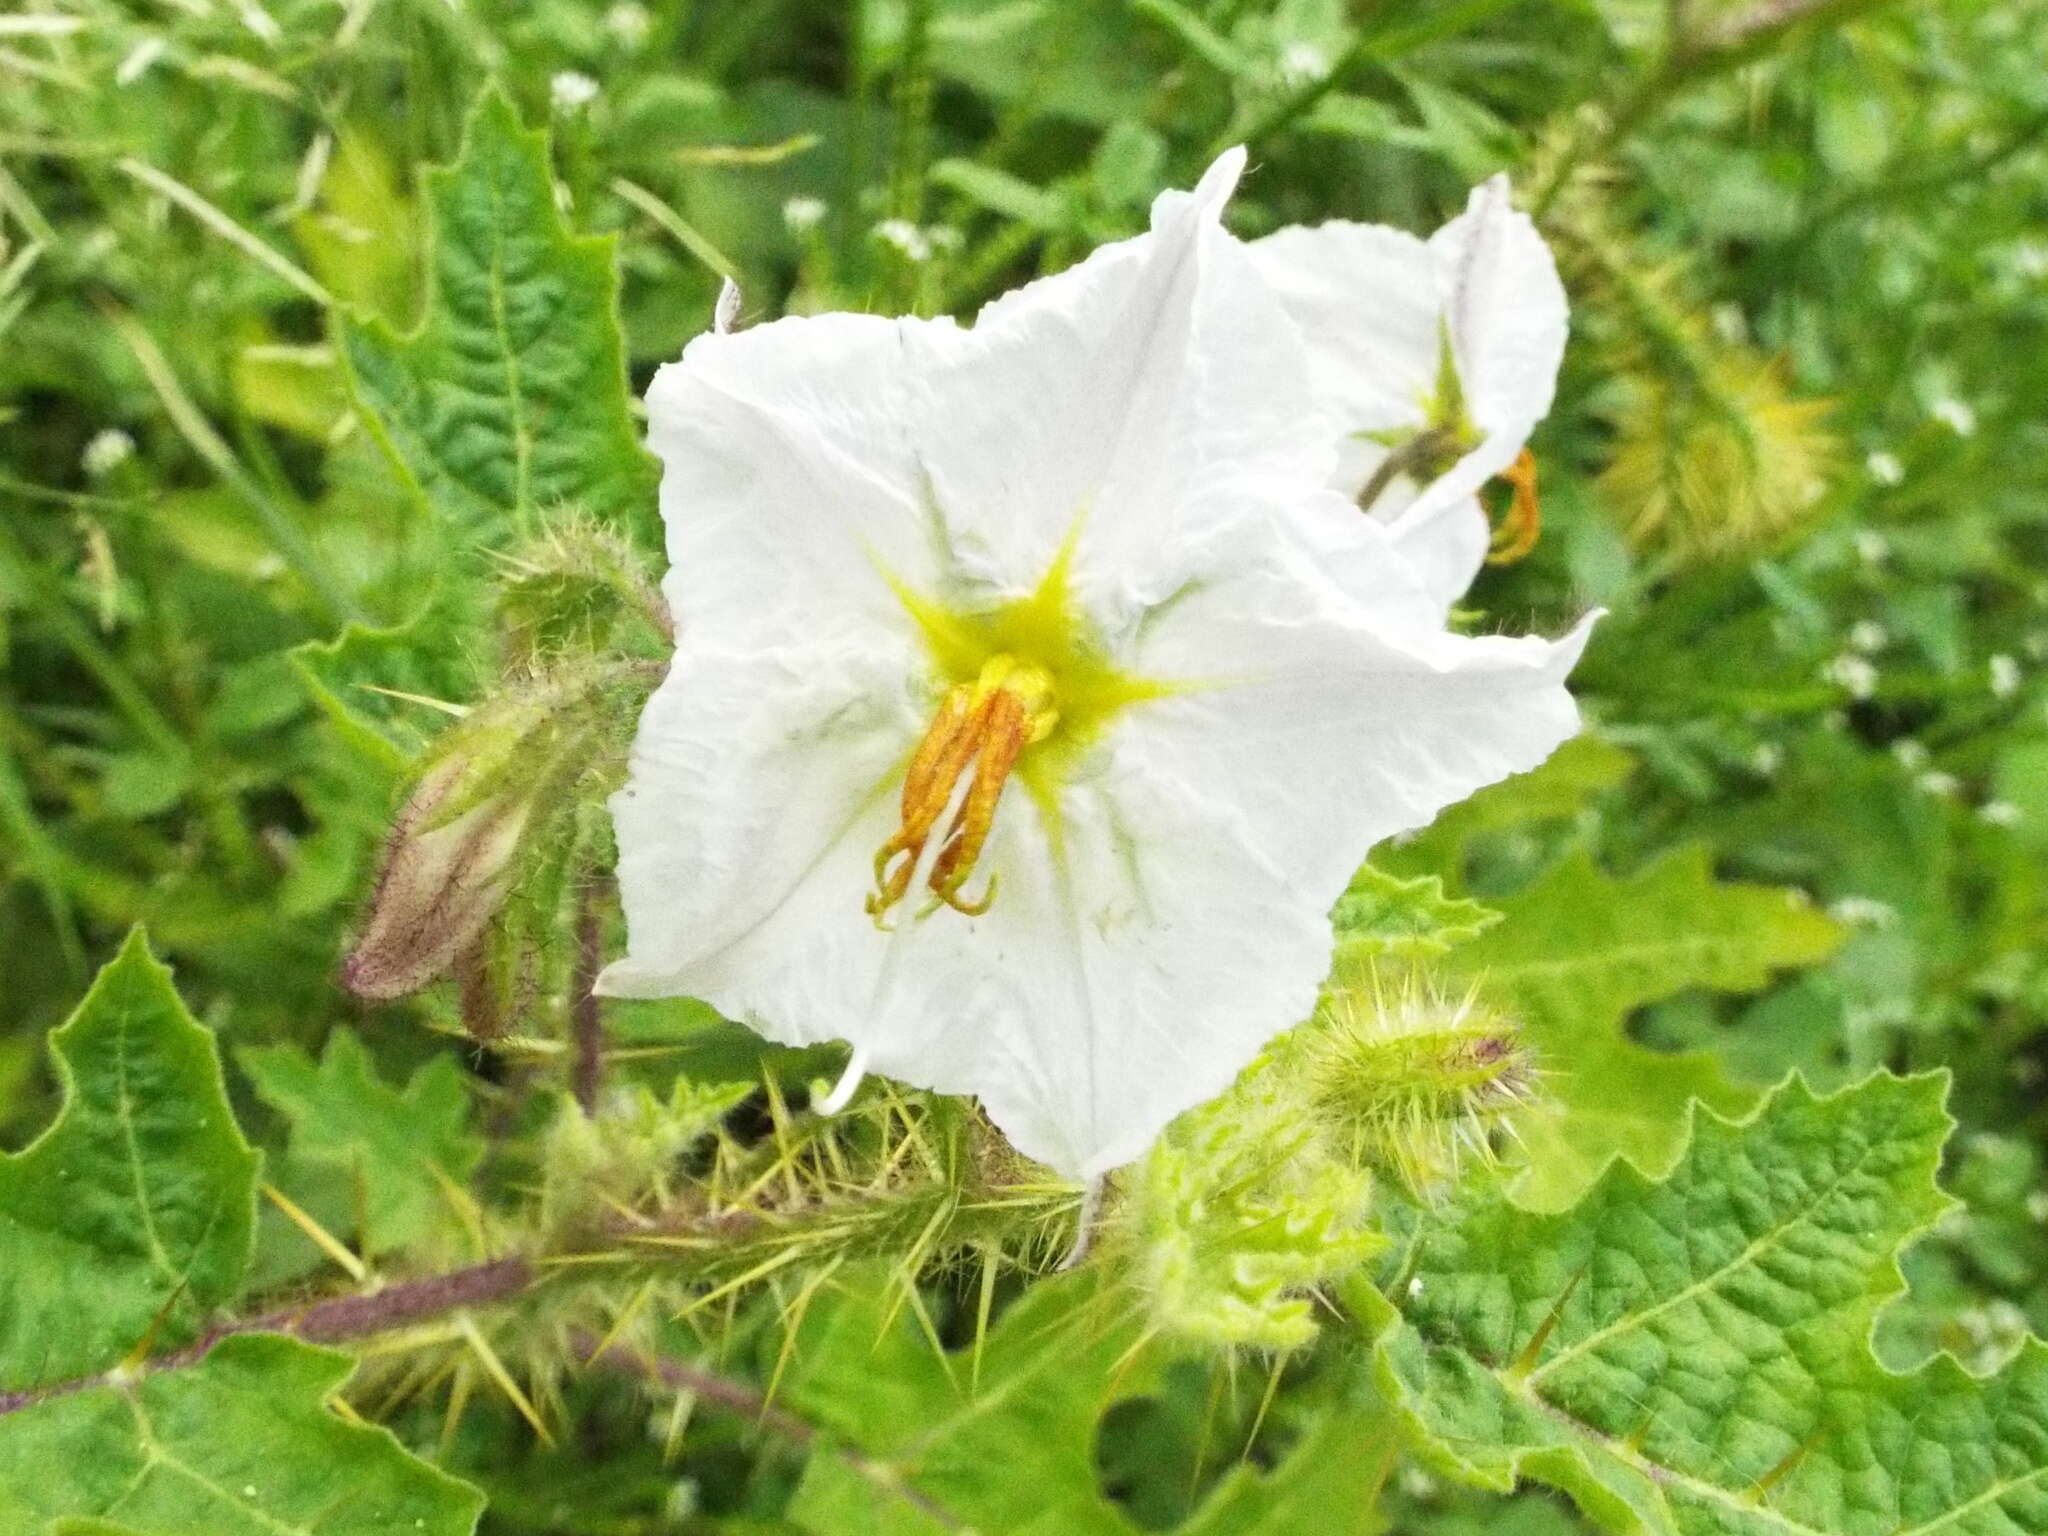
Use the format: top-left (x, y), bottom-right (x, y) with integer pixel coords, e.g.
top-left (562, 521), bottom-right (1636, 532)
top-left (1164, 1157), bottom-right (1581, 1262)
top-left (601, 150), bottom-right (1592, 1180)
top-left (1248, 176), bottom-right (1568, 614)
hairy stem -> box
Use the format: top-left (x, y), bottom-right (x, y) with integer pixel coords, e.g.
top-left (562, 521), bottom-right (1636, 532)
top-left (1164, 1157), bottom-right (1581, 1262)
top-left (0, 1256), bottom-right (538, 1417)
top-left (571, 869), bottom-right (609, 1114)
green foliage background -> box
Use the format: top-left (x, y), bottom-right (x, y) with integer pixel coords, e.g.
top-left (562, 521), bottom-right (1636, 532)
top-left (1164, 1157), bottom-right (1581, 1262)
top-left (3, 0), bottom-right (2047, 1531)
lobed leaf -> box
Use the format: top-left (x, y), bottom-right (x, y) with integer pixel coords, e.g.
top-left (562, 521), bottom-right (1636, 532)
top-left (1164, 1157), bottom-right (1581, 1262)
top-left (1370, 1072), bottom-right (2048, 1535)
top-left (0, 1335), bottom-right (481, 1535)
top-left (0, 932), bottom-right (258, 1394)
top-left (1450, 846), bottom-right (1841, 1206)
top-left (239, 1031), bottom-right (483, 1260)
top-left (339, 90), bottom-right (658, 549)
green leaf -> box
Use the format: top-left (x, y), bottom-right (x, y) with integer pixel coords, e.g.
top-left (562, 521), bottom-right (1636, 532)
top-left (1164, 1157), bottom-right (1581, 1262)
top-left (0, 1334), bottom-right (481, 1535)
top-left (1331, 863), bottom-right (1501, 966)
top-left (1177, 1410), bottom-right (1395, 1535)
top-left (780, 1267), bottom-right (1393, 1535)
top-left (1368, 1073), bottom-right (2048, 1536)
top-left (239, 1032), bottom-right (482, 1260)
top-left (1378, 735), bottom-right (1637, 885)
top-left (290, 608), bottom-right (482, 766)
top-left (0, 932), bottom-right (258, 1394)
top-left (782, 1267), bottom-right (1146, 1535)
top-left (339, 89), bottom-right (657, 548)
top-left (1450, 847), bottom-right (1842, 1206)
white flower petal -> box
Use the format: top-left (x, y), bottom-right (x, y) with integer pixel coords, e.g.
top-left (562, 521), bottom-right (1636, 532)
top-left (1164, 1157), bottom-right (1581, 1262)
top-left (1385, 496), bottom-right (1490, 621)
top-left (1248, 176), bottom-right (1566, 604)
top-left (612, 153), bottom-right (1593, 1182)
top-left (1247, 218), bottom-right (1440, 486)
top-left (602, 633), bottom-right (922, 996)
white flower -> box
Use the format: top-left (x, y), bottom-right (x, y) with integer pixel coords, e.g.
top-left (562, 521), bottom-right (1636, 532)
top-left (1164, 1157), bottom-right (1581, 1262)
top-left (1277, 41), bottom-right (1329, 85)
top-left (605, 1), bottom-right (651, 46)
top-left (874, 219), bottom-right (932, 262)
top-left (2014, 241), bottom-right (2048, 281)
top-left (1248, 177), bottom-right (1567, 617)
top-left (1931, 397), bottom-right (1977, 436)
top-left (1865, 450), bottom-right (1904, 486)
top-left (1917, 770), bottom-right (1961, 799)
top-left (1990, 653), bottom-right (2022, 698)
top-left (1891, 738), bottom-right (1929, 770)
top-left (1828, 896), bottom-right (1898, 929)
top-left (1852, 529), bottom-right (1890, 566)
top-left (1822, 653), bottom-right (1877, 700)
top-left (550, 71), bottom-right (600, 112)
top-left (82, 428), bottom-right (136, 478)
top-left (1750, 741), bottom-right (1783, 776)
top-left (603, 151), bottom-right (1593, 1179)
top-left (1979, 800), bottom-right (2024, 828)
top-left (1848, 620), bottom-right (1887, 654)
top-left (782, 196), bottom-right (827, 235)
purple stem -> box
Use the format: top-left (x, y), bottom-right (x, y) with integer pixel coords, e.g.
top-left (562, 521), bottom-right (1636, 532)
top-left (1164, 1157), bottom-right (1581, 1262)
top-left (0, 1255), bottom-right (535, 1417)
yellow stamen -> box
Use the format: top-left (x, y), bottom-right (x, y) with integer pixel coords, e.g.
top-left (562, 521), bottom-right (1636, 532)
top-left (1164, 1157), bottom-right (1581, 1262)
top-left (868, 655), bottom-right (1056, 923)
top-left (1486, 448), bottom-right (1542, 565)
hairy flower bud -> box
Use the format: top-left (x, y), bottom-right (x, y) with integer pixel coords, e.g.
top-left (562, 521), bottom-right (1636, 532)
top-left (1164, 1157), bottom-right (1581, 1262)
top-left (341, 658), bottom-right (654, 1012)
top-left (341, 754), bottom-right (534, 1001)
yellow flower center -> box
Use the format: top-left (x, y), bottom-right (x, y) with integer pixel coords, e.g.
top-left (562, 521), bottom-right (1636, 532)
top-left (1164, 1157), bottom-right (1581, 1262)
top-left (867, 526), bottom-right (1173, 924)
top-left (866, 655), bottom-right (1058, 922)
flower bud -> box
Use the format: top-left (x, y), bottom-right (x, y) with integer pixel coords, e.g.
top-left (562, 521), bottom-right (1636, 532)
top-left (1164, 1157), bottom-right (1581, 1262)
top-left (1292, 969), bottom-right (1534, 1194)
top-left (341, 753), bottom-right (534, 1001)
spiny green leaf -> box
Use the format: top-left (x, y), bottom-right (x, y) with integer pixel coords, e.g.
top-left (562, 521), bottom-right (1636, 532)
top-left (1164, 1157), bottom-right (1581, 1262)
top-left (1177, 1410), bottom-right (1397, 1534)
top-left (1367, 1073), bottom-right (2048, 1536)
top-left (1450, 846), bottom-right (1842, 1206)
top-left (0, 931), bottom-right (258, 1394)
top-left (780, 1266), bottom-right (1392, 1535)
top-left (239, 1031), bottom-right (482, 1260)
top-left (0, 1335), bottom-right (481, 1535)
top-left (339, 88), bottom-right (657, 548)
top-left (1331, 863), bottom-right (1501, 966)
top-left (781, 1266), bottom-right (1147, 1535)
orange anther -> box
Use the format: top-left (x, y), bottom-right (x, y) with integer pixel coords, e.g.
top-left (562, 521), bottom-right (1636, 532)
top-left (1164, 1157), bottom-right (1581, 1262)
top-left (1486, 448), bottom-right (1542, 565)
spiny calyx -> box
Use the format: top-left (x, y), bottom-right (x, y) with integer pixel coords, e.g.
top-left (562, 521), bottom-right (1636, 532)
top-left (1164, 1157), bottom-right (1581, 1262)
top-left (868, 654), bottom-right (1058, 923)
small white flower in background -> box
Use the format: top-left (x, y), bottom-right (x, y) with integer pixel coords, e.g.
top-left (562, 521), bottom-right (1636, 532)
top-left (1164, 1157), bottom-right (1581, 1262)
top-left (1278, 41), bottom-right (1329, 85)
top-left (2027, 1189), bottom-right (2048, 1224)
top-left (873, 218), bottom-right (933, 262)
top-left (550, 71), bottom-right (600, 113)
top-left (1750, 741), bottom-right (1783, 776)
top-left (81, 428), bottom-right (136, 479)
top-left (1710, 302), bottom-right (1748, 344)
top-left (1979, 801), bottom-right (2024, 828)
top-left (1917, 770), bottom-right (1961, 799)
top-left (1865, 450), bottom-right (1904, 487)
top-left (2025, 631), bottom-right (2048, 662)
top-left (1248, 176), bottom-right (1567, 617)
top-left (1931, 397), bottom-right (1977, 436)
top-left (1852, 528), bottom-right (1890, 566)
top-left (1989, 653), bottom-right (2022, 699)
top-left (2014, 241), bottom-right (2048, 281)
top-left (1849, 620), bottom-right (1888, 654)
top-left (1822, 653), bottom-right (1878, 700)
top-left (1892, 738), bottom-right (1930, 770)
top-left (604, 150), bottom-right (1594, 1180)
top-left (782, 196), bottom-right (827, 235)
top-left (604, 1), bottom-right (651, 46)
top-left (1827, 896), bottom-right (1898, 929)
